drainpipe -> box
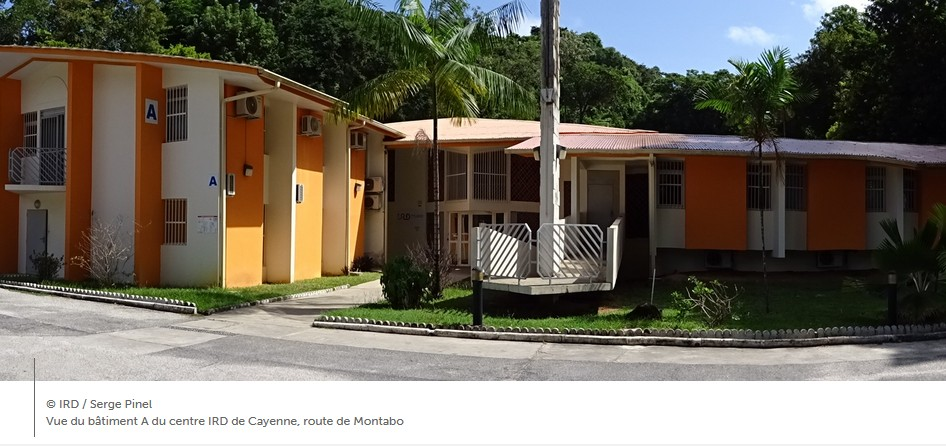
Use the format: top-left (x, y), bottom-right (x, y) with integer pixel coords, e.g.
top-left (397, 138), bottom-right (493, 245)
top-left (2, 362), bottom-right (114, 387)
top-left (347, 119), bottom-right (367, 273)
top-left (218, 82), bottom-right (281, 286)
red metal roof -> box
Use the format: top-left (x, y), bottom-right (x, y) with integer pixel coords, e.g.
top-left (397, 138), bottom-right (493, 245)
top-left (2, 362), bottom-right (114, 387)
top-left (506, 133), bottom-right (946, 165)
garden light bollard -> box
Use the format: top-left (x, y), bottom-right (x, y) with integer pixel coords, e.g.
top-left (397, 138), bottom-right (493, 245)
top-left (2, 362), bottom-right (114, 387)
top-left (471, 268), bottom-right (484, 326)
top-left (887, 271), bottom-right (898, 326)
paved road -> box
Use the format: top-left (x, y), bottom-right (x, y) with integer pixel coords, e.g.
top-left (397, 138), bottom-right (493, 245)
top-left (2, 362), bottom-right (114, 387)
top-left (3, 287), bottom-right (946, 380)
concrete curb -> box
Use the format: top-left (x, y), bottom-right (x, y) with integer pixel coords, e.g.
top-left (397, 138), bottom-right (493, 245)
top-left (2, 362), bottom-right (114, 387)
top-left (199, 285), bottom-right (351, 315)
top-left (311, 316), bottom-right (946, 348)
top-left (0, 280), bottom-right (197, 314)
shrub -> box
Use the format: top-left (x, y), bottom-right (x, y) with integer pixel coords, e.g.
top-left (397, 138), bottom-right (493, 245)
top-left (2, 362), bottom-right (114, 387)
top-left (407, 244), bottom-right (452, 300)
top-left (380, 256), bottom-right (429, 309)
top-left (29, 251), bottom-right (63, 281)
top-left (351, 255), bottom-right (379, 273)
top-left (70, 215), bottom-right (136, 286)
top-left (671, 276), bottom-right (741, 326)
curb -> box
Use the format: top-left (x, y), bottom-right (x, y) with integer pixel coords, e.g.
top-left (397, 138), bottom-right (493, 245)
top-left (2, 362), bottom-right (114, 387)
top-left (200, 285), bottom-right (351, 315)
top-left (311, 316), bottom-right (946, 348)
top-left (0, 280), bottom-right (197, 314)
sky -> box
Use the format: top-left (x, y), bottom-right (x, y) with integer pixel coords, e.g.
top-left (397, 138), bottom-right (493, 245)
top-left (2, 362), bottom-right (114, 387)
top-left (384, 0), bottom-right (871, 74)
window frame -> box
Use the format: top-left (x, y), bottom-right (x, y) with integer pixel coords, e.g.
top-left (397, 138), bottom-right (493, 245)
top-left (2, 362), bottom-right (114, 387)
top-left (785, 162), bottom-right (807, 211)
top-left (746, 161), bottom-right (772, 211)
top-left (165, 85), bottom-right (188, 143)
top-left (866, 166), bottom-right (886, 213)
top-left (903, 168), bottom-right (918, 213)
top-left (656, 159), bottom-right (685, 209)
top-left (163, 198), bottom-right (187, 246)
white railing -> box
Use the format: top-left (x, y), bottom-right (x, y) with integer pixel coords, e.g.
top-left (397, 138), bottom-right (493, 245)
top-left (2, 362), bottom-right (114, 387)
top-left (8, 147), bottom-right (66, 186)
top-left (536, 223), bottom-right (603, 282)
top-left (473, 223), bottom-right (533, 281)
top-left (605, 217), bottom-right (625, 289)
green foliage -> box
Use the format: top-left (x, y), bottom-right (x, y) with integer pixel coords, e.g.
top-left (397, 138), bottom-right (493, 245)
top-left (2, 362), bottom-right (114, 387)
top-left (159, 43), bottom-right (210, 59)
top-left (185, 0), bottom-right (279, 67)
top-left (29, 250), bottom-right (63, 281)
top-left (671, 276), bottom-right (742, 327)
top-left (351, 254), bottom-right (379, 273)
top-left (379, 256), bottom-right (429, 310)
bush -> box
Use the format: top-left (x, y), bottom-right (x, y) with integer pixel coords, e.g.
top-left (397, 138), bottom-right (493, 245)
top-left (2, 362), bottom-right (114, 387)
top-left (351, 255), bottom-right (379, 273)
top-left (380, 256), bottom-right (429, 309)
top-left (671, 276), bottom-right (741, 326)
top-left (407, 244), bottom-right (452, 300)
top-left (29, 251), bottom-right (63, 281)
top-left (70, 215), bottom-right (136, 286)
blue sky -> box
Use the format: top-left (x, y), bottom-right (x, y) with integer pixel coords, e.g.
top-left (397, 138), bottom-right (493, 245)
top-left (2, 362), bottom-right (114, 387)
top-left (384, 0), bottom-right (870, 74)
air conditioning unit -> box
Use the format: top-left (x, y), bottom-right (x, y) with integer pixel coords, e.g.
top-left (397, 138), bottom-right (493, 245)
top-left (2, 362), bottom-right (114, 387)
top-left (816, 251), bottom-right (845, 268)
top-left (350, 131), bottom-right (367, 150)
top-left (236, 96), bottom-right (261, 119)
top-left (704, 250), bottom-right (732, 269)
top-left (364, 195), bottom-right (382, 210)
top-left (365, 176), bottom-right (384, 193)
top-left (300, 115), bottom-right (322, 136)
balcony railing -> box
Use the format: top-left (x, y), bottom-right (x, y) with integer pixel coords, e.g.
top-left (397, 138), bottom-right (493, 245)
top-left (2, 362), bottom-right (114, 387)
top-left (8, 147), bottom-right (66, 186)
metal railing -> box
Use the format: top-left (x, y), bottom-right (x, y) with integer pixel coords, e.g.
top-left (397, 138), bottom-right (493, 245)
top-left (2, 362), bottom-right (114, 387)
top-left (473, 223), bottom-right (533, 281)
top-left (536, 223), bottom-right (603, 282)
top-left (8, 147), bottom-right (66, 186)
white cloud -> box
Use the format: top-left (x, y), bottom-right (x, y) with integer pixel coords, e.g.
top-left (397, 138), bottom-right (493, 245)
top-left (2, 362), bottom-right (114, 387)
top-left (727, 26), bottom-right (776, 46)
top-left (802, 0), bottom-right (870, 22)
top-left (514, 15), bottom-right (542, 36)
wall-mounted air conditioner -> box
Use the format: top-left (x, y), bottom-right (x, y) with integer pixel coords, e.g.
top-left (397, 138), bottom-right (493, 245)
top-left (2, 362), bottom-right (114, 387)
top-left (816, 251), bottom-right (845, 268)
top-left (365, 176), bottom-right (384, 193)
top-left (364, 195), bottom-right (382, 210)
top-left (236, 96), bottom-right (261, 119)
top-left (705, 250), bottom-right (732, 269)
top-left (300, 115), bottom-right (322, 136)
top-left (350, 131), bottom-right (367, 150)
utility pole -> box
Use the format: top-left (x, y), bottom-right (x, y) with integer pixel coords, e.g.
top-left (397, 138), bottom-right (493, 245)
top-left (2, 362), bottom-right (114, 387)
top-left (539, 0), bottom-right (560, 226)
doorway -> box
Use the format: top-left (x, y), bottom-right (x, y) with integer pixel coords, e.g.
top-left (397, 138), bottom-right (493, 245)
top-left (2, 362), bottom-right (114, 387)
top-left (586, 170), bottom-right (618, 229)
top-left (448, 211), bottom-right (505, 266)
top-left (26, 209), bottom-right (48, 274)
top-left (624, 171), bottom-right (650, 279)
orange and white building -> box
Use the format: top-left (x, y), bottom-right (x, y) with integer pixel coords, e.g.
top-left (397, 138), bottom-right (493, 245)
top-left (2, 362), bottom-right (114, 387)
top-left (384, 119), bottom-right (946, 293)
top-left (0, 46), bottom-right (403, 287)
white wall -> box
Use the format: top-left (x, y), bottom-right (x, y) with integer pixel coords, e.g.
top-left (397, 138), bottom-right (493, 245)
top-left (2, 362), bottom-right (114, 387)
top-left (160, 69), bottom-right (221, 286)
top-left (21, 63), bottom-right (67, 113)
top-left (364, 132), bottom-right (386, 262)
top-left (18, 193), bottom-right (65, 276)
top-left (654, 209), bottom-right (685, 248)
top-left (747, 211), bottom-right (775, 251)
top-left (785, 211), bottom-right (807, 251)
top-left (91, 65), bottom-right (136, 278)
top-left (321, 117), bottom-right (348, 274)
top-left (262, 100), bottom-right (295, 282)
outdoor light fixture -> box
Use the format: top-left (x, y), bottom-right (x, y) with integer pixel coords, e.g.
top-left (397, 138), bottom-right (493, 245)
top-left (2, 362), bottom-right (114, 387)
top-left (243, 164), bottom-right (254, 177)
top-left (532, 145), bottom-right (567, 161)
top-left (354, 183), bottom-right (363, 196)
top-left (33, 200), bottom-right (41, 209)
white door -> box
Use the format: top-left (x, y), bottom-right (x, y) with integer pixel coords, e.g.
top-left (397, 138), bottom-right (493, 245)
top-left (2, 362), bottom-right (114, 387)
top-left (26, 209), bottom-right (48, 274)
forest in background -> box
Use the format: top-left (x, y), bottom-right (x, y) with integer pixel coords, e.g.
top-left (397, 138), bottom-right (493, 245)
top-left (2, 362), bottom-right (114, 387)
top-left (2, 0), bottom-right (945, 144)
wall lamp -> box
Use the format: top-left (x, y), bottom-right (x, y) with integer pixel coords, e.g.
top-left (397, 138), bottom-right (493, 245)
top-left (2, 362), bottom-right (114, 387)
top-left (532, 144), bottom-right (567, 161)
top-left (354, 183), bottom-right (363, 196)
top-left (243, 164), bottom-right (254, 177)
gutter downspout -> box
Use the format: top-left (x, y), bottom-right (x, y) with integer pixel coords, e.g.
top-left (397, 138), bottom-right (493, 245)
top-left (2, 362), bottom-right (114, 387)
top-left (347, 119), bottom-right (367, 274)
top-left (218, 82), bottom-right (281, 287)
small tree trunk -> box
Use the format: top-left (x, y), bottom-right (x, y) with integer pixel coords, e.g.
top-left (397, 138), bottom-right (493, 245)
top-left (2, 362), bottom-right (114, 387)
top-left (758, 148), bottom-right (769, 313)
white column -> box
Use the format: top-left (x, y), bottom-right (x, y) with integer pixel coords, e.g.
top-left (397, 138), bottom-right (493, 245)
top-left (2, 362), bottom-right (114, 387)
top-left (539, 0), bottom-right (560, 226)
top-left (774, 160), bottom-right (786, 259)
top-left (889, 166), bottom-right (904, 239)
top-left (569, 157), bottom-right (578, 224)
top-left (648, 155), bottom-right (657, 267)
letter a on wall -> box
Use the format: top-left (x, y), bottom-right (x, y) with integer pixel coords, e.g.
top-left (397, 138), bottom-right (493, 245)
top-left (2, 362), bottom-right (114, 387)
top-left (145, 99), bottom-right (158, 124)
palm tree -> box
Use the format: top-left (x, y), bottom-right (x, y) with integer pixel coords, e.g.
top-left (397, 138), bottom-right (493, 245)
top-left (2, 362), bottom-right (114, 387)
top-left (336, 0), bottom-right (533, 299)
top-left (695, 47), bottom-right (805, 312)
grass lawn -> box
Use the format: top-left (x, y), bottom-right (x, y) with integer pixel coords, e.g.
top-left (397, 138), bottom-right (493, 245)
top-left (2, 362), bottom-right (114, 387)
top-left (11, 273), bottom-right (380, 313)
top-left (328, 272), bottom-right (892, 331)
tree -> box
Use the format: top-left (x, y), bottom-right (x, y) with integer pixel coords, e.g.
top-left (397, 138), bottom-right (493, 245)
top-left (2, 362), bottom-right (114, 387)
top-left (337, 0), bottom-right (532, 299)
top-left (696, 47), bottom-right (806, 312)
top-left (184, 0), bottom-right (279, 67)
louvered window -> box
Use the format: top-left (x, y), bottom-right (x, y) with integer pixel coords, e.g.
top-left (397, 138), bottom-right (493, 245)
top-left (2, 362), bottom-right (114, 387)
top-left (163, 199), bottom-right (187, 245)
top-left (866, 166), bottom-right (886, 213)
top-left (656, 159), bottom-right (684, 208)
top-left (165, 85), bottom-right (187, 142)
top-left (747, 163), bottom-right (772, 211)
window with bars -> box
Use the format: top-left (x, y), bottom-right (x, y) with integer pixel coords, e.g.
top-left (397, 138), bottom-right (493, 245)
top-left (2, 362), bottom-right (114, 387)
top-left (163, 199), bottom-right (187, 245)
top-left (165, 85), bottom-right (187, 143)
top-left (656, 159), bottom-right (684, 208)
top-left (445, 151), bottom-right (467, 201)
top-left (473, 150), bottom-right (507, 200)
top-left (903, 169), bottom-right (917, 212)
top-left (746, 162), bottom-right (772, 210)
top-left (866, 166), bottom-right (886, 212)
top-left (22, 112), bottom-right (37, 147)
top-left (785, 163), bottom-right (807, 211)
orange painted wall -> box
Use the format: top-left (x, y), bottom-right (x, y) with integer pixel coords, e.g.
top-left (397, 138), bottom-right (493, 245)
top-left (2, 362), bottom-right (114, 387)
top-left (919, 167), bottom-right (946, 226)
top-left (0, 79), bottom-right (21, 273)
top-left (134, 64), bottom-right (163, 285)
top-left (350, 148), bottom-right (366, 262)
top-left (294, 109), bottom-right (324, 279)
top-left (224, 85), bottom-right (265, 287)
top-left (64, 61), bottom-right (94, 280)
top-left (684, 156), bottom-right (748, 250)
top-left (807, 159), bottom-right (866, 250)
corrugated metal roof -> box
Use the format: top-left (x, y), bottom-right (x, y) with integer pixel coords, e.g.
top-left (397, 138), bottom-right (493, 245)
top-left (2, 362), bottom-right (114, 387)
top-left (506, 133), bottom-right (946, 165)
top-left (385, 118), bottom-right (653, 146)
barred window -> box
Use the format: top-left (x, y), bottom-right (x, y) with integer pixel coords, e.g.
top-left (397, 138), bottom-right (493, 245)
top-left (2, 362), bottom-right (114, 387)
top-left (785, 163), bottom-right (807, 211)
top-left (165, 85), bottom-right (187, 143)
top-left (747, 162), bottom-right (772, 210)
top-left (445, 151), bottom-right (467, 201)
top-left (472, 150), bottom-right (507, 200)
top-left (903, 169), bottom-right (917, 212)
top-left (163, 199), bottom-right (187, 245)
top-left (22, 112), bottom-right (37, 147)
top-left (866, 166), bottom-right (886, 212)
top-left (656, 159), bottom-right (684, 208)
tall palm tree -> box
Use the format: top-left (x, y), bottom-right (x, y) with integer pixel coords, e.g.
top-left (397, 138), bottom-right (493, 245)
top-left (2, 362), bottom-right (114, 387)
top-left (336, 0), bottom-right (533, 298)
top-left (695, 47), bottom-right (805, 312)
